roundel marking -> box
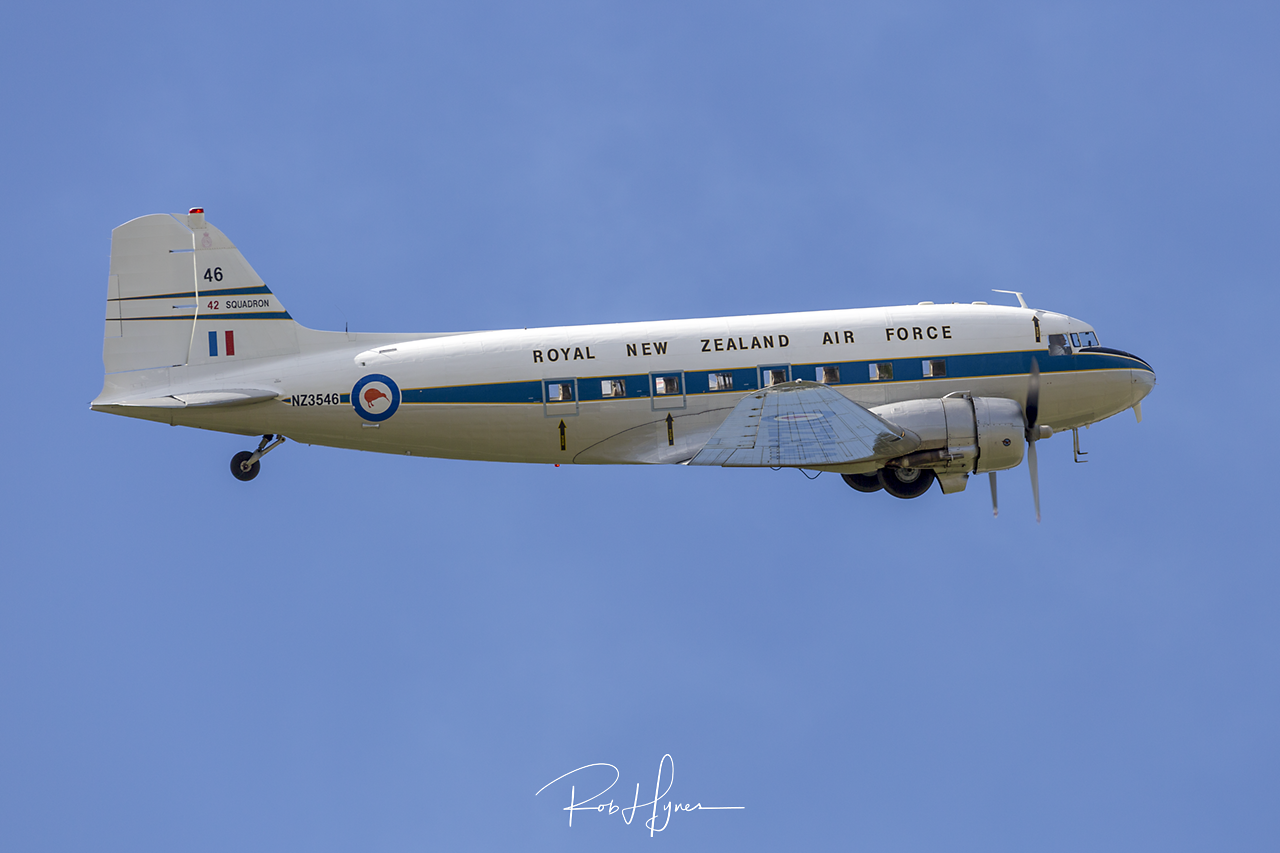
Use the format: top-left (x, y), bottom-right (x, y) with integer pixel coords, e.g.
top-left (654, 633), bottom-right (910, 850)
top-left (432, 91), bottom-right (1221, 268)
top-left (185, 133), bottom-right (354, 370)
top-left (352, 373), bottom-right (401, 422)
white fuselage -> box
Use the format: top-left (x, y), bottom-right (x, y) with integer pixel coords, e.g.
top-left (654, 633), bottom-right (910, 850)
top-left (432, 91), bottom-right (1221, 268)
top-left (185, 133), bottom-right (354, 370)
top-left (100, 302), bottom-right (1154, 467)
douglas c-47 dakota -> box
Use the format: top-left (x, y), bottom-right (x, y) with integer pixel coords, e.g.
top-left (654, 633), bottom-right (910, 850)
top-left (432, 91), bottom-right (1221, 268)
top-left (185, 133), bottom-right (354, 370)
top-left (92, 209), bottom-right (1156, 519)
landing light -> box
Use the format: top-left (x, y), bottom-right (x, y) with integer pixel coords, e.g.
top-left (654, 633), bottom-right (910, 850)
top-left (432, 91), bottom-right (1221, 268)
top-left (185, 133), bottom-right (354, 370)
top-left (189, 207), bottom-right (204, 214)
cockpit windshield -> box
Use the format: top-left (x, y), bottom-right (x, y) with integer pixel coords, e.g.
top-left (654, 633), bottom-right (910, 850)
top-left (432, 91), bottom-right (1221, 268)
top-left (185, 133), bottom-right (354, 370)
top-left (1049, 329), bottom-right (1099, 355)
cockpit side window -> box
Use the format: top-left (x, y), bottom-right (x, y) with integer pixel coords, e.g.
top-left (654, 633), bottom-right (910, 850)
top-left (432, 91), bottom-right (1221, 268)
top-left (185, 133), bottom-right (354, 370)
top-left (1048, 334), bottom-right (1072, 356)
top-left (1078, 330), bottom-right (1098, 347)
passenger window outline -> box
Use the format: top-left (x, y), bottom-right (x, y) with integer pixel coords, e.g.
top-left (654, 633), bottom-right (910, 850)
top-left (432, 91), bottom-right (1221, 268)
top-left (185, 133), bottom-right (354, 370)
top-left (650, 371), bottom-right (687, 411)
top-left (543, 377), bottom-right (580, 417)
top-left (708, 372), bottom-right (734, 392)
top-left (601, 379), bottom-right (626, 398)
top-left (869, 362), bottom-right (893, 381)
top-left (922, 359), bottom-right (946, 378)
top-left (819, 366), bottom-right (840, 384)
top-left (545, 380), bottom-right (575, 402)
top-left (759, 364), bottom-right (791, 387)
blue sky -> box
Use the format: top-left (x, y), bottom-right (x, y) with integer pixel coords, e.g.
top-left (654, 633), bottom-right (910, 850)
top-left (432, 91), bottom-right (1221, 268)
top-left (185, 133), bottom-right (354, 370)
top-left (2, 2), bottom-right (1277, 850)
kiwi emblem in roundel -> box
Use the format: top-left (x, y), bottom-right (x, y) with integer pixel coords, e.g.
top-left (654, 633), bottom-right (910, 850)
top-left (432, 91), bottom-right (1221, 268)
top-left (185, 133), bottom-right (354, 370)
top-left (352, 374), bottom-right (401, 422)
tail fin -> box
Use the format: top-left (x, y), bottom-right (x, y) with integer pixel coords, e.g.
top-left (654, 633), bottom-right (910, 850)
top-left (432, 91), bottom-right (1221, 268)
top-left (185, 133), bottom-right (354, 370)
top-left (100, 210), bottom-right (300, 396)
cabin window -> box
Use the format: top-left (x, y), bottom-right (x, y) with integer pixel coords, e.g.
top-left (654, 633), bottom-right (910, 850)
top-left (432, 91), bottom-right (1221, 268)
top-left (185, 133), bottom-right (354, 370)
top-left (654, 374), bottom-right (681, 395)
top-left (869, 362), bottom-right (893, 381)
top-left (922, 359), bottom-right (946, 378)
top-left (1048, 334), bottom-right (1072, 356)
top-left (818, 366), bottom-right (840, 384)
top-left (546, 381), bottom-right (574, 402)
top-left (709, 372), bottom-right (734, 391)
top-left (1078, 330), bottom-right (1098, 347)
top-left (601, 379), bottom-right (626, 397)
top-left (764, 368), bottom-right (788, 386)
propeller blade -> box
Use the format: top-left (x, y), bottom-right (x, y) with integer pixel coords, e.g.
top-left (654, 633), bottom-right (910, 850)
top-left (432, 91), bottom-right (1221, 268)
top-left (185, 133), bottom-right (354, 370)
top-left (989, 472), bottom-right (998, 517)
top-left (1028, 436), bottom-right (1041, 523)
top-left (1026, 356), bottom-right (1041, 430)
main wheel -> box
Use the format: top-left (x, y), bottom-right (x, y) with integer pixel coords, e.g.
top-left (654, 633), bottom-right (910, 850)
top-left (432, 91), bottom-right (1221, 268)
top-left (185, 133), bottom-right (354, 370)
top-left (841, 472), bottom-right (883, 493)
top-left (878, 466), bottom-right (935, 499)
top-left (230, 450), bottom-right (260, 482)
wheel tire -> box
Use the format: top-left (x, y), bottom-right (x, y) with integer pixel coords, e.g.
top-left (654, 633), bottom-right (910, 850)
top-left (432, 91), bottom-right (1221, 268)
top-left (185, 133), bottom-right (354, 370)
top-left (841, 472), bottom-right (883, 493)
top-left (878, 466), bottom-right (935, 499)
top-left (230, 450), bottom-right (260, 482)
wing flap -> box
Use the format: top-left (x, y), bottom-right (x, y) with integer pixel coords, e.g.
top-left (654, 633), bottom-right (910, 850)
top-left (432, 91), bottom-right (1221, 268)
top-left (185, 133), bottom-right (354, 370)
top-left (689, 380), bottom-right (918, 467)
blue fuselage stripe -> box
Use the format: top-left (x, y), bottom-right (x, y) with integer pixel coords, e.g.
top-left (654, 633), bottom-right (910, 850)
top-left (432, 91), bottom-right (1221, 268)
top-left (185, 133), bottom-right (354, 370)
top-left (401, 381), bottom-right (545, 405)
top-left (395, 350), bottom-right (1143, 405)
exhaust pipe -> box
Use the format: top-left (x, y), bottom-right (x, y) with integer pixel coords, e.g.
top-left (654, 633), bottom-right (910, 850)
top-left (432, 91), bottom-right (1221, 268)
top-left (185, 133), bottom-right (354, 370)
top-left (886, 447), bottom-right (974, 470)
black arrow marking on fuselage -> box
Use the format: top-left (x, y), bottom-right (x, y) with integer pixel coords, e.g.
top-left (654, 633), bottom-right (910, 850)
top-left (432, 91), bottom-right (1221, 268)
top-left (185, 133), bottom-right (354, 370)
top-left (666, 413), bottom-right (674, 446)
top-left (559, 419), bottom-right (566, 451)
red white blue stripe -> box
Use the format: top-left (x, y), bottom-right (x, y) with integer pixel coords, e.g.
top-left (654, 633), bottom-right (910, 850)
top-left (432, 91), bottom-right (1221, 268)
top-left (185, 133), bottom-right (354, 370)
top-left (208, 330), bottom-right (235, 357)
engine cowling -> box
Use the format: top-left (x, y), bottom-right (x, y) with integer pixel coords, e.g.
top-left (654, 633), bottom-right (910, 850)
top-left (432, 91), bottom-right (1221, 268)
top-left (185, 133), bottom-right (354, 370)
top-left (870, 396), bottom-right (1026, 474)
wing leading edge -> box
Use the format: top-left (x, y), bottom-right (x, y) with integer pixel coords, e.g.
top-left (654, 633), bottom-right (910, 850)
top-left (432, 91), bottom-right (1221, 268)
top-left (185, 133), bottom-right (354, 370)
top-left (688, 380), bottom-right (919, 468)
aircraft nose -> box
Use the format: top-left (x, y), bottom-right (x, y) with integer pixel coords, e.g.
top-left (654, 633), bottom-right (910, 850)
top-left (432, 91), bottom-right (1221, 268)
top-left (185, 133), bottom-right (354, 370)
top-left (1083, 345), bottom-right (1154, 405)
top-left (1131, 358), bottom-right (1156, 405)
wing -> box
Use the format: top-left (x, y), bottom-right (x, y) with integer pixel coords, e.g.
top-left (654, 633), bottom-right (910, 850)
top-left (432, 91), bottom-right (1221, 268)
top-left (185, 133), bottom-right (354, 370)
top-left (688, 380), bottom-right (919, 467)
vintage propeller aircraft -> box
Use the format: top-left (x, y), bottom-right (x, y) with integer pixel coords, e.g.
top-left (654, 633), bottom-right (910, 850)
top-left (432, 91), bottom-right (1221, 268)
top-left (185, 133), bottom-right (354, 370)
top-left (92, 210), bottom-right (1155, 518)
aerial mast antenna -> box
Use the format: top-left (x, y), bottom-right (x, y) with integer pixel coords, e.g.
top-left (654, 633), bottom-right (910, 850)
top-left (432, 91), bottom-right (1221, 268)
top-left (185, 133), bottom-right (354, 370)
top-left (992, 289), bottom-right (1029, 309)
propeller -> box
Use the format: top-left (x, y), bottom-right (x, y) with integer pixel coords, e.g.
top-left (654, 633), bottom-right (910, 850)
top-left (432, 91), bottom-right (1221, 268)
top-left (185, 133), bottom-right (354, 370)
top-left (1026, 357), bottom-right (1042, 522)
top-left (989, 357), bottom-right (1050, 521)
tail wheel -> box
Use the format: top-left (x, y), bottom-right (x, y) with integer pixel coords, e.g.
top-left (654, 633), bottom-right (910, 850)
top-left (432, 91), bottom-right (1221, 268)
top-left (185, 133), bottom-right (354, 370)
top-left (230, 450), bottom-right (260, 482)
top-left (841, 472), bottom-right (883, 493)
top-left (878, 466), bottom-right (935, 499)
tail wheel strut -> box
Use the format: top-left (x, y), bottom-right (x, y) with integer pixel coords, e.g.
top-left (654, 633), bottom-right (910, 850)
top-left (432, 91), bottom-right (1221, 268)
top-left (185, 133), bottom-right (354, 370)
top-left (230, 434), bottom-right (285, 481)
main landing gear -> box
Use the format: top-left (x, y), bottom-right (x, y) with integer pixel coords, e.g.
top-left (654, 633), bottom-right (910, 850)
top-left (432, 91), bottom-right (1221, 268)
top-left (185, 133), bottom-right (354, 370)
top-left (230, 434), bottom-right (286, 481)
top-left (840, 472), bottom-right (883, 493)
top-left (841, 467), bottom-right (937, 499)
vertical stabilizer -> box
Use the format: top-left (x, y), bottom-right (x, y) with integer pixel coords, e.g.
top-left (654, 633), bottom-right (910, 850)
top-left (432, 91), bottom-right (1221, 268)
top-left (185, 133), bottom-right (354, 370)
top-left (100, 211), bottom-right (300, 399)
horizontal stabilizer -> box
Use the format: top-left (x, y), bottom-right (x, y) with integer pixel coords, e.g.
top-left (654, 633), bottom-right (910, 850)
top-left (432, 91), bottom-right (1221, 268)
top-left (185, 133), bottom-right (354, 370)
top-left (689, 380), bottom-right (918, 467)
top-left (108, 389), bottom-right (279, 409)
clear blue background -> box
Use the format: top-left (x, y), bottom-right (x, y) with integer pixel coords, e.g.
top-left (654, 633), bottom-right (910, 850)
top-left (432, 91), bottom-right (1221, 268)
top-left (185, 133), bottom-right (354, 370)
top-left (2, 2), bottom-right (1276, 850)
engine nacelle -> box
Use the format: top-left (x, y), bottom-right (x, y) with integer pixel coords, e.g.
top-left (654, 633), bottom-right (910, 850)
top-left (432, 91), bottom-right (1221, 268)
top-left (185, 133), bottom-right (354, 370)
top-left (870, 396), bottom-right (1026, 474)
